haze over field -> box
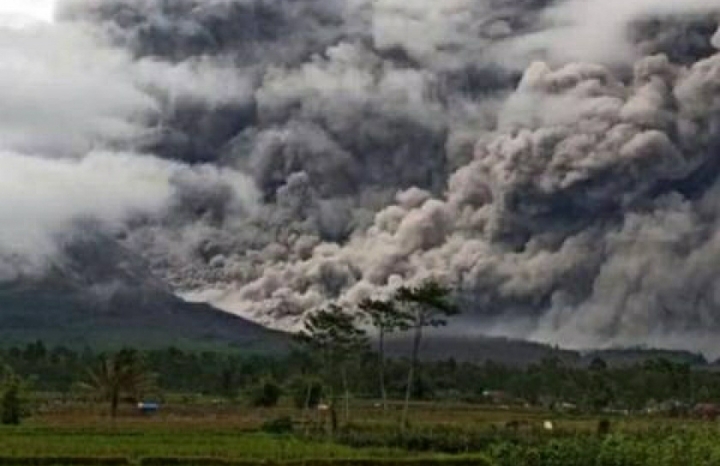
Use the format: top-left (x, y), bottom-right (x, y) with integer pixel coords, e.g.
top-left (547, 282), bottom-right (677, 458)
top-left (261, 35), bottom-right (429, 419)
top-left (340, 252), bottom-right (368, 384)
top-left (2, 0), bottom-right (720, 354)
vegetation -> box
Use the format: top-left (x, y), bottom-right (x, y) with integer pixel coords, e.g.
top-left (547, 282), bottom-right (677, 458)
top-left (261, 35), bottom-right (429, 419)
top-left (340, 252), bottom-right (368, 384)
top-left (393, 281), bottom-right (459, 427)
top-left (247, 378), bottom-right (283, 408)
top-left (296, 304), bottom-right (369, 431)
top-left (0, 401), bottom-right (719, 465)
top-left (3, 341), bottom-right (720, 414)
top-left (1, 373), bottom-right (23, 425)
top-left (290, 377), bottom-right (323, 410)
top-left (80, 349), bottom-right (155, 418)
top-left (359, 297), bottom-right (409, 412)
top-left (5, 283), bottom-right (720, 464)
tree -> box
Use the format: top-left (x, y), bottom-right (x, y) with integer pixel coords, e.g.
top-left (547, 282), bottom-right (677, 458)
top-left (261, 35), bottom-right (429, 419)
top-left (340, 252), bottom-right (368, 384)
top-left (395, 280), bottom-right (458, 427)
top-left (296, 304), bottom-right (368, 432)
top-left (589, 357), bottom-right (608, 372)
top-left (82, 349), bottom-right (155, 418)
top-left (359, 297), bottom-right (410, 411)
top-left (290, 376), bottom-right (323, 410)
top-left (248, 378), bottom-right (283, 408)
top-left (1, 368), bottom-right (23, 426)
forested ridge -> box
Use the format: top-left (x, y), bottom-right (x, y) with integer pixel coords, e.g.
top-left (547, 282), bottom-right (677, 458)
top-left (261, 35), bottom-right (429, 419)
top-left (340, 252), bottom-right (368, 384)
top-left (5, 340), bottom-right (720, 413)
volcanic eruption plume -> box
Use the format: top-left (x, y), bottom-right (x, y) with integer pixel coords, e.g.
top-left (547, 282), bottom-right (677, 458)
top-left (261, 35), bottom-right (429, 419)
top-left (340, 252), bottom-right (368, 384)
top-left (3, 0), bottom-right (720, 354)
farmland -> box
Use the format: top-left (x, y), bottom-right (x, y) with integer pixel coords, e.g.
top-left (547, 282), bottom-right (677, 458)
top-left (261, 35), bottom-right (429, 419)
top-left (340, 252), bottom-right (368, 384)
top-left (4, 339), bottom-right (720, 465)
top-left (3, 398), bottom-right (720, 465)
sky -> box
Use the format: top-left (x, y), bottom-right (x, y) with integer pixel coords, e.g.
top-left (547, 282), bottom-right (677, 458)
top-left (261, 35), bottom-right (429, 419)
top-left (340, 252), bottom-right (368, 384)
top-left (0, 0), bottom-right (259, 280)
top-left (0, 0), bottom-right (55, 25)
top-left (0, 0), bottom-right (719, 354)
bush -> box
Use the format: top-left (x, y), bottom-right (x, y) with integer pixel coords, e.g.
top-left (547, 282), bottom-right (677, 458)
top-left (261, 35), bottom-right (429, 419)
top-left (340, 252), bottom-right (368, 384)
top-left (1, 376), bottom-right (22, 425)
top-left (247, 379), bottom-right (282, 408)
top-left (597, 419), bottom-right (611, 436)
top-left (332, 424), bottom-right (528, 454)
top-left (291, 378), bottom-right (324, 409)
top-left (261, 416), bottom-right (294, 435)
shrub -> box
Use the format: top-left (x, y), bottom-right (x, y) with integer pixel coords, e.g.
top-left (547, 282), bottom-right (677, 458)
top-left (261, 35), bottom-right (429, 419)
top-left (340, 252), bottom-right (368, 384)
top-left (332, 424), bottom-right (528, 454)
top-left (597, 419), bottom-right (611, 436)
top-left (291, 378), bottom-right (324, 409)
top-left (1, 376), bottom-right (22, 425)
top-left (261, 415), bottom-right (294, 435)
top-left (247, 379), bottom-right (282, 408)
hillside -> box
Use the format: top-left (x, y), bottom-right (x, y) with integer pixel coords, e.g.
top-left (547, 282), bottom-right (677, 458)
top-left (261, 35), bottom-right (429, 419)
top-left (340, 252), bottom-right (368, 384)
top-left (0, 234), bottom-right (288, 352)
top-left (0, 282), bottom-right (288, 352)
top-left (385, 334), bottom-right (708, 367)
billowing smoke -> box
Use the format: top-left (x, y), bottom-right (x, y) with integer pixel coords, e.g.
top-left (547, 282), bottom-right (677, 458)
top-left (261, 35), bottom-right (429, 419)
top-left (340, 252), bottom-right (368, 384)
top-left (0, 4), bottom-right (257, 280)
top-left (502, 0), bottom-right (720, 64)
top-left (4, 0), bottom-right (720, 354)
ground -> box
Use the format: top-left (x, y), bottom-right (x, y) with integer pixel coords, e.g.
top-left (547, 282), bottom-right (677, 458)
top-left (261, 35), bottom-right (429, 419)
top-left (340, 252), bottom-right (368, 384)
top-left (2, 397), bottom-right (719, 465)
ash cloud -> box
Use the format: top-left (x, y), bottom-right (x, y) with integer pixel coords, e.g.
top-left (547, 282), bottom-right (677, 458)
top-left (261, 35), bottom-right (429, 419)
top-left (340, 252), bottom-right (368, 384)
top-left (501, 0), bottom-right (720, 65)
top-left (0, 9), bottom-right (258, 280)
top-left (6, 0), bottom-right (720, 354)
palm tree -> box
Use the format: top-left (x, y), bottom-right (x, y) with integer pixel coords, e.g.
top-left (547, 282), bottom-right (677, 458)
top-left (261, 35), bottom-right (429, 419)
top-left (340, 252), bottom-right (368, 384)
top-left (82, 349), bottom-right (155, 418)
top-left (395, 280), bottom-right (458, 428)
top-left (359, 298), bottom-right (410, 412)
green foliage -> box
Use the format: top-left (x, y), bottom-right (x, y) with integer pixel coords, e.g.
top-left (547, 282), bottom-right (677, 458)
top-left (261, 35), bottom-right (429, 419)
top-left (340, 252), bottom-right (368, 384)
top-left (359, 298), bottom-right (411, 335)
top-left (296, 305), bottom-right (369, 361)
top-left (359, 298), bottom-right (411, 411)
top-left (248, 379), bottom-right (283, 408)
top-left (394, 279), bottom-right (459, 426)
top-left (1, 375), bottom-right (22, 425)
top-left (261, 416), bottom-right (295, 435)
top-left (0, 429), bottom-right (409, 462)
top-left (330, 424), bottom-right (720, 466)
top-left (81, 349), bottom-right (156, 417)
top-left (4, 338), bottom-right (720, 420)
top-left (8, 419), bottom-right (720, 466)
top-left (295, 303), bottom-right (368, 397)
top-left (597, 419), bottom-right (611, 436)
top-left (139, 458), bottom-right (493, 466)
top-left (291, 377), bottom-right (324, 409)
top-left (394, 281), bottom-right (459, 328)
top-left (0, 457), bottom-right (129, 465)
top-left (296, 305), bottom-right (369, 430)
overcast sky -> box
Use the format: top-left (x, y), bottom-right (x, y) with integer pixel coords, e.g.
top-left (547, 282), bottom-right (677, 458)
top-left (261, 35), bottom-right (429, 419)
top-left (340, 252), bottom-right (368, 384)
top-left (0, 0), bottom-right (55, 24)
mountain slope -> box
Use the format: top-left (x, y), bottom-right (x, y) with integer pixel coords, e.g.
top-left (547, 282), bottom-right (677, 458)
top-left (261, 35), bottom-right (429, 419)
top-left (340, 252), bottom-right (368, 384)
top-left (0, 281), bottom-right (288, 351)
top-left (0, 233), bottom-right (288, 351)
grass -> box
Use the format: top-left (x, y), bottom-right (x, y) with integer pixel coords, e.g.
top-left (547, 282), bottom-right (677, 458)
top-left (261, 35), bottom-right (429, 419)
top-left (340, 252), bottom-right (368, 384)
top-left (0, 422), bottom-right (415, 461)
top-left (4, 398), bottom-right (720, 465)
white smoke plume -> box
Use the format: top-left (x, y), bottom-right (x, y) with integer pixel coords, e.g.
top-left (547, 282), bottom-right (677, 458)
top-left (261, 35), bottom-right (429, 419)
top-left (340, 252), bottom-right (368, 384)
top-left (0, 3), bottom-right (257, 280)
top-left (3, 0), bottom-right (720, 355)
top-left (505, 0), bottom-right (720, 64)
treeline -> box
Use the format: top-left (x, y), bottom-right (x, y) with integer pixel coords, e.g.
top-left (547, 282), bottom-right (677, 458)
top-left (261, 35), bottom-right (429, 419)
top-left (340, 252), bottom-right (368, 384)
top-left (5, 339), bottom-right (720, 412)
top-left (3, 280), bottom-right (720, 416)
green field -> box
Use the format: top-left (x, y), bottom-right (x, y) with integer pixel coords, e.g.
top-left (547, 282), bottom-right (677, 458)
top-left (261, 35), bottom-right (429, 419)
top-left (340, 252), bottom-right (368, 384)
top-left (0, 401), bottom-right (470, 464)
top-left (0, 428), bottom-right (409, 461)
top-left (3, 399), bottom-right (720, 466)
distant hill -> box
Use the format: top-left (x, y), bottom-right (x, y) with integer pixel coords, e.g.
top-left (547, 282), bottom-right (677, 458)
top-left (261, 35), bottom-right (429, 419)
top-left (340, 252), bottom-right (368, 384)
top-left (579, 348), bottom-right (708, 367)
top-left (1, 233), bottom-right (709, 364)
top-left (2, 277), bottom-right (709, 363)
top-left (385, 334), bottom-right (709, 368)
top-left (384, 334), bottom-right (578, 367)
top-left (0, 233), bottom-right (288, 352)
top-left (0, 281), bottom-right (288, 352)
